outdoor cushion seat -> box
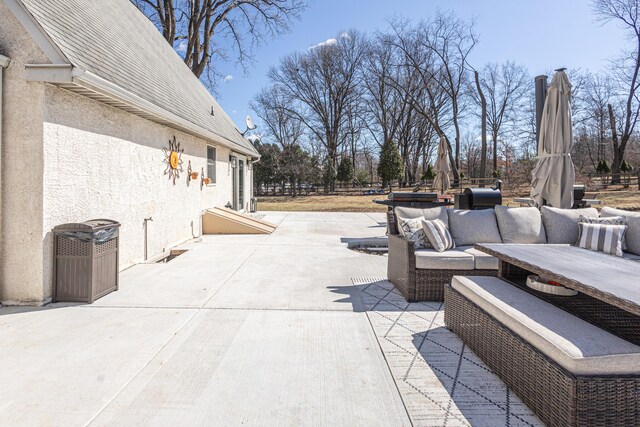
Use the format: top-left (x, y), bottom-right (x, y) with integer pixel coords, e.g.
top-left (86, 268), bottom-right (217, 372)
top-left (447, 209), bottom-right (502, 246)
top-left (541, 206), bottom-right (599, 244)
top-left (459, 247), bottom-right (499, 270)
top-left (495, 205), bottom-right (547, 244)
top-left (414, 248), bottom-right (475, 270)
top-left (451, 275), bottom-right (640, 376)
top-left (602, 207), bottom-right (640, 256)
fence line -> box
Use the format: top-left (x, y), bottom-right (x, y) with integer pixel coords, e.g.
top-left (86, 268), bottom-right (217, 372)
top-left (255, 172), bottom-right (640, 197)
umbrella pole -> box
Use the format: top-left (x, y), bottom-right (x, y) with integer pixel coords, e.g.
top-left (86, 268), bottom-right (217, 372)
top-left (534, 75), bottom-right (548, 155)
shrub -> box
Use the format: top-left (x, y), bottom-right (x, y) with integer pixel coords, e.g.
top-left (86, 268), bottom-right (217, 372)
top-left (378, 139), bottom-right (403, 190)
top-left (421, 164), bottom-right (435, 181)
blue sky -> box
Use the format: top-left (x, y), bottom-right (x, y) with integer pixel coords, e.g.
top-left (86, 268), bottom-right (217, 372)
top-left (214, 0), bottom-right (627, 130)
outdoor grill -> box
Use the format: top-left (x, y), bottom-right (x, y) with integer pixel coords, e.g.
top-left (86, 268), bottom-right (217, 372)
top-left (455, 188), bottom-right (502, 210)
top-left (386, 192), bottom-right (439, 204)
top-left (573, 185), bottom-right (587, 208)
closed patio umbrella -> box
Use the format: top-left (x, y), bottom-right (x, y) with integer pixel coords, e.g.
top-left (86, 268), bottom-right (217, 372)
top-left (433, 136), bottom-right (451, 195)
top-left (530, 69), bottom-right (575, 209)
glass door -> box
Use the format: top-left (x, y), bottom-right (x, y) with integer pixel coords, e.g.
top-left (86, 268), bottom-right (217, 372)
top-left (238, 159), bottom-right (245, 211)
top-left (230, 155), bottom-right (238, 210)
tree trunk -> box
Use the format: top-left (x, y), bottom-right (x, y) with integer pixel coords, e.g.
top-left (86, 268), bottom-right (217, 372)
top-left (474, 70), bottom-right (488, 187)
top-left (492, 133), bottom-right (498, 176)
top-left (608, 103), bottom-right (621, 184)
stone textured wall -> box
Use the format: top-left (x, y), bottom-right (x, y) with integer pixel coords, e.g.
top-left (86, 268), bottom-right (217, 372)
top-left (42, 86), bottom-right (248, 299)
top-left (0, 1), bottom-right (48, 304)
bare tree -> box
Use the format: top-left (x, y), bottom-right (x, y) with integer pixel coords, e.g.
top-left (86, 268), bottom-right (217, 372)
top-left (252, 85), bottom-right (304, 149)
top-left (461, 130), bottom-right (481, 178)
top-left (473, 69), bottom-right (488, 182)
top-left (252, 85), bottom-right (308, 195)
top-left (267, 30), bottom-right (368, 191)
top-left (363, 33), bottom-right (421, 184)
top-left (572, 73), bottom-right (613, 171)
top-left (134, 0), bottom-right (305, 89)
top-left (386, 14), bottom-right (477, 184)
top-left (473, 62), bottom-right (529, 175)
top-left (593, 0), bottom-right (640, 181)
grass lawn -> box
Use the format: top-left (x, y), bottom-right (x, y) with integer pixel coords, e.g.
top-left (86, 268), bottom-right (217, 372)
top-left (258, 190), bottom-right (640, 212)
top-left (258, 194), bottom-right (389, 212)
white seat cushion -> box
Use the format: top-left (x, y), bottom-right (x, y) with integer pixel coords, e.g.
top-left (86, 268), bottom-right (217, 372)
top-left (451, 275), bottom-right (640, 375)
top-left (415, 248), bottom-right (475, 270)
top-left (459, 247), bottom-right (499, 270)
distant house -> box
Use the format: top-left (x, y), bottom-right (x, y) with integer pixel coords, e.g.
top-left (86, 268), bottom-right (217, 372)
top-left (0, 0), bottom-right (259, 305)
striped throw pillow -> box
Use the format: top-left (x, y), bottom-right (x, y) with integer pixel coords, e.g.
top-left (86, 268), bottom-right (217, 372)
top-left (576, 223), bottom-right (627, 257)
top-left (421, 218), bottom-right (455, 253)
top-left (577, 215), bottom-right (627, 250)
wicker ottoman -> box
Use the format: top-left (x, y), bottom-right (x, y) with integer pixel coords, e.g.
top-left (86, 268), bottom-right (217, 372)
top-left (445, 277), bottom-right (640, 427)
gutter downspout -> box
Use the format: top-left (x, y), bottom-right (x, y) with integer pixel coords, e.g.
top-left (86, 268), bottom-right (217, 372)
top-left (0, 54), bottom-right (10, 304)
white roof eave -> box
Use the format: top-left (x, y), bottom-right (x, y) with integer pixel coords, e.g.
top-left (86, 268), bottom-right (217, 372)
top-left (25, 64), bottom-right (258, 157)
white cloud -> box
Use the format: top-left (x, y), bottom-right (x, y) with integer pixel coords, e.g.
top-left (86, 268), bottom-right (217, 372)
top-left (232, 110), bottom-right (238, 114)
top-left (339, 32), bottom-right (351, 40)
top-left (176, 40), bottom-right (188, 53)
top-left (222, 74), bottom-right (234, 83)
top-left (309, 38), bottom-right (337, 50)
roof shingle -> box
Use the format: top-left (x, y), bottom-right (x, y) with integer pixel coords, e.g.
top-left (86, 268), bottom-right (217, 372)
top-left (19, 0), bottom-right (257, 156)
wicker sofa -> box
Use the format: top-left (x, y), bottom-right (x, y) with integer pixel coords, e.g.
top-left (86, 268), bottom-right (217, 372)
top-left (388, 204), bottom-right (640, 302)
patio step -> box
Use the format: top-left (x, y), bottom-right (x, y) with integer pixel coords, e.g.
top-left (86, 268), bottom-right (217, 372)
top-left (202, 207), bottom-right (276, 234)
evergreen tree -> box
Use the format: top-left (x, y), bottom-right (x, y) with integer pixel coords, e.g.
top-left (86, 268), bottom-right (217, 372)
top-left (336, 157), bottom-right (354, 186)
top-left (377, 140), bottom-right (403, 190)
top-left (621, 160), bottom-right (631, 172)
top-left (421, 164), bottom-right (435, 181)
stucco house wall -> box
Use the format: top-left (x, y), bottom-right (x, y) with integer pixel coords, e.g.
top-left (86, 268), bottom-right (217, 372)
top-left (0, 0), bottom-right (256, 305)
top-left (0, 1), bottom-right (48, 304)
top-left (42, 86), bottom-right (247, 301)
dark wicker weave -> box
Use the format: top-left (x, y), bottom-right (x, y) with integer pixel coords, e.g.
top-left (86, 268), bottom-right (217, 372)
top-left (500, 261), bottom-right (640, 346)
top-left (386, 209), bottom-right (399, 235)
top-left (445, 285), bottom-right (640, 427)
top-left (387, 234), bottom-right (498, 301)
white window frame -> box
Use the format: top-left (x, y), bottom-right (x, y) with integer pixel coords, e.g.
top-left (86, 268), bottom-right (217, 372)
top-left (207, 145), bottom-right (217, 184)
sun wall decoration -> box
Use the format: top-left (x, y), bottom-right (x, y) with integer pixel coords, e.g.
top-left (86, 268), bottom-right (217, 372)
top-left (163, 136), bottom-right (184, 184)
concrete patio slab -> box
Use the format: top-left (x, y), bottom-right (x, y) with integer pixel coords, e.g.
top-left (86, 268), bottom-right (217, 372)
top-left (92, 243), bottom-right (259, 308)
top-left (205, 243), bottom-right (386, 311)
top-left (90, 309), bottom-right (411, 426)
top-left (267, 211), bottom-right (385, 224)
top-left (261, 218), bottom-right (387, 247)
top-left (1, 211), bottom-right (532, 426)
top-left (0, 306), bottom-right (195, 426)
